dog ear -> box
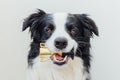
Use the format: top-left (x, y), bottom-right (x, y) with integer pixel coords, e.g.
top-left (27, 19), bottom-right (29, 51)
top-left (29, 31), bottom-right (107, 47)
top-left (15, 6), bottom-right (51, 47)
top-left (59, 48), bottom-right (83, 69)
top-left (75, 14), bottom-right (99, 37)
top-left (22, 9), bottom-right (46, 31)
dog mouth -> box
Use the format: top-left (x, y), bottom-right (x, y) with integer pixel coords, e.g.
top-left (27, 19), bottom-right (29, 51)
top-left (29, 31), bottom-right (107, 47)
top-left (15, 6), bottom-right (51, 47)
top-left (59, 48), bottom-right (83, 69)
top-left (50, 53), bottom-right (69, 65)
top-left (39, 42), bottom-right (74, 65)
top-left (50, 50), bottom-right (74, 65)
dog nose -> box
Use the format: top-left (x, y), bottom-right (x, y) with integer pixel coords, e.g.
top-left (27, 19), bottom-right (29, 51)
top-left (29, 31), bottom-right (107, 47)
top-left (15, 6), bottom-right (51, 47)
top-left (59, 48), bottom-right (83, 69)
top-left (54, 37), bottom-right (68, 50)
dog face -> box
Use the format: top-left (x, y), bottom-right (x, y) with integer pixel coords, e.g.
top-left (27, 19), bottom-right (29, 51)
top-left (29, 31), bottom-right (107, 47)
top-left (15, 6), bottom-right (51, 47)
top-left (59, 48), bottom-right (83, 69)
top-left (23, 9), bottom-right (98, 66)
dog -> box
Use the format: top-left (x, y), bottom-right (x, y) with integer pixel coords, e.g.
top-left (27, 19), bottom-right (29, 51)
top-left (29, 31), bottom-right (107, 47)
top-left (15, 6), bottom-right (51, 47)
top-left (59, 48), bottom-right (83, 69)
top-left (22, 9), bottom-right (98, 80)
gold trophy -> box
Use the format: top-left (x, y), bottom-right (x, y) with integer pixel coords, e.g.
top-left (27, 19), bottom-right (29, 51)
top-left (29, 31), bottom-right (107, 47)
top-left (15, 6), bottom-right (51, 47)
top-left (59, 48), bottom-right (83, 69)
top-left (40, 43), bottom-right (62, 62)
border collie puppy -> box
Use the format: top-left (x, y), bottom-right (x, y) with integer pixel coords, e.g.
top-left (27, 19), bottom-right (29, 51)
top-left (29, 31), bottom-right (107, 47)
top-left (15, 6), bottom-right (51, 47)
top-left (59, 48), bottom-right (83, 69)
top-left (22, 9), bottom-right (98, 80)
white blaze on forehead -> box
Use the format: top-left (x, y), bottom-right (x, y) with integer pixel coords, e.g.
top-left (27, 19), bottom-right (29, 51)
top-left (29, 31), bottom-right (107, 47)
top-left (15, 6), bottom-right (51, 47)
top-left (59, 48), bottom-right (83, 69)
top-left (53, 13), bottom-right (68, 36)
top-left (51, 13), bottom-right (74, 42)
top-left (53, 13), bottom-right (68, 28)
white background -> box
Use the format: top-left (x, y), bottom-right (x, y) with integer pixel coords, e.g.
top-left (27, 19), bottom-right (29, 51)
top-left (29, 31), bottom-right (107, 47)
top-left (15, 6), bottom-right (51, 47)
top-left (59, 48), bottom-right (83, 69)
top-left (0, 0), bottom-right (120, 80)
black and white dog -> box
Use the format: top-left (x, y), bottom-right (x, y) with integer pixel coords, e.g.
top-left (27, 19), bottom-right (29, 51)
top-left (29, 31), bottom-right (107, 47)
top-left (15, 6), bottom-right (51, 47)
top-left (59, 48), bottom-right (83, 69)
top-left (22, 9), bottom-right (98, 80)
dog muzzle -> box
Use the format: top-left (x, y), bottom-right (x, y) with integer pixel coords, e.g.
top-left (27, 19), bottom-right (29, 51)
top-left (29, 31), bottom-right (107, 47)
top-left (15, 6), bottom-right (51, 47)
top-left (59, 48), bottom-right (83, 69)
top-left (39, 43), bottom-right (74, 63)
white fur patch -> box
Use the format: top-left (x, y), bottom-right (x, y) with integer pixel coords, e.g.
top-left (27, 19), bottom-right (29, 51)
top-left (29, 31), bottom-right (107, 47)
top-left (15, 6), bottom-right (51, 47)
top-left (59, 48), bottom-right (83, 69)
top-left (45, 13), bottom-right (78, 53)
top-left (27, 56), bottom-right (89, 80)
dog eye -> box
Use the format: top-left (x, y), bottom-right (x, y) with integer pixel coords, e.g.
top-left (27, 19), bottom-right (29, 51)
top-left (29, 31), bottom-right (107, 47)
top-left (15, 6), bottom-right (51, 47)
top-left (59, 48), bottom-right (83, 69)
top-left (45, 24), bottom-right (54, 33)
top-left (70, 27), bottom-right (78, 35)
top-left (71, 29), bottom-right (76, 35)
top-left (45, 27), bottom-right (52, 33)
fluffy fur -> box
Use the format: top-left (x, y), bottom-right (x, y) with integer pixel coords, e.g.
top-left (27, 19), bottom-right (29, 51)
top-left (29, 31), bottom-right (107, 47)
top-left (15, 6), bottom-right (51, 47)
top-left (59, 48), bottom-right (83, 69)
top-left (23, 9), bottom-right (98, 80)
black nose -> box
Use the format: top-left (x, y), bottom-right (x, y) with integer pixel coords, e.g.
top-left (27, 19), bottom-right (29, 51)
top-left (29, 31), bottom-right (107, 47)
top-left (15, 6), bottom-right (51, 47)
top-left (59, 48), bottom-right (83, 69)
top-left (54, 37), bottom-right (68, 50)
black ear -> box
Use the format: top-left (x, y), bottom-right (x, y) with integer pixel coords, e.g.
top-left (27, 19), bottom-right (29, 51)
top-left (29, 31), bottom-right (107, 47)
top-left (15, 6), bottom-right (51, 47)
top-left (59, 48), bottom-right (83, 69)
top-left (75, 14), bottom-right (99, 36)
top-left (22, 9), bottom-right (46, 31)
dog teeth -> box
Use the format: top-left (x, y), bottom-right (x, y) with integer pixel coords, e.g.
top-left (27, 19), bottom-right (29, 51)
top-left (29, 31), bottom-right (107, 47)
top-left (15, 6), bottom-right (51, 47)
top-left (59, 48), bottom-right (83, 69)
top-left (53, 55), bottom-right (68, 62)
top-left (63, 56), bottom-right (67, 62)
top-left (53, 55), bottom-right (57, 61)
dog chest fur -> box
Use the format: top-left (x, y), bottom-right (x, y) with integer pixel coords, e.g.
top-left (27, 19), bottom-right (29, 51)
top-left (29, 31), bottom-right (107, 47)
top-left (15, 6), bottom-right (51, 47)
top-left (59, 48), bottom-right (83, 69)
top-left (27, 57), bottom-right (89, 80)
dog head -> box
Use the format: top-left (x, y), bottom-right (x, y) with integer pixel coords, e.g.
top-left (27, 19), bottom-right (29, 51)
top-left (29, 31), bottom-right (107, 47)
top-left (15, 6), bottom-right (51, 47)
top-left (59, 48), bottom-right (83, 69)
top-left (23, 9), bottom-right (98, 66)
